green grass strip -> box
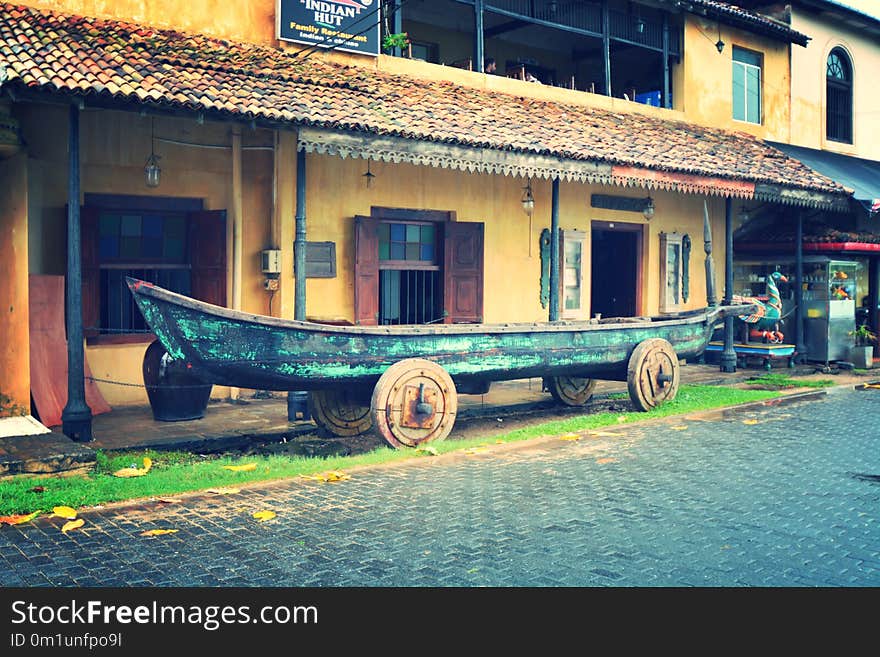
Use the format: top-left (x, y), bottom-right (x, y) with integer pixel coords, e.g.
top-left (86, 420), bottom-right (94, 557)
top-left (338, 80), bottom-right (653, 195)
top-left (0, 384), bottom-right (784, 515)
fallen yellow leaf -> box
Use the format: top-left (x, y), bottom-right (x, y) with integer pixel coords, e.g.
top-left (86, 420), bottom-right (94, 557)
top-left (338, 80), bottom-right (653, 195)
top-left (113, 466), bottom-right (147, 478)
top-left (301, 470), bottom-right (351, 483)
top-left (0, 511), bottom-right (41, 526)
top-left (222, 463), bottom-right (257, 472)
top-left (464, 446), bottom-right (489, 455)
top-left (52, 506), bottom-right (77, 519)
top-left (61, 519), bottom-right (85, 534)
top-left (113, 457), bottom-right (153, 478)
top-left (616, 416), bottom-right (628, 423)
top-left (206, 487), bottom-right (241, 495)
top-left (559, 433), bottom-right (581, 441)
top-left (596, 457), bottom-right (617, 465)
top-left (742, 419), bottom-right (759, 425)
top-left (140, 529), bottom-right (179, 537)
top-left (252, 510), bottom-right (276, 522)
top-left (415, 446), bottom-right (439, 456)
top-left (671, 425), bottom-right (689, 431)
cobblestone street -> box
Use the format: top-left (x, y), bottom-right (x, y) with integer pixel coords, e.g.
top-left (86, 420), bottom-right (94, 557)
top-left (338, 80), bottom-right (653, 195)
top-left (1, 387), bottom-right (878, 587)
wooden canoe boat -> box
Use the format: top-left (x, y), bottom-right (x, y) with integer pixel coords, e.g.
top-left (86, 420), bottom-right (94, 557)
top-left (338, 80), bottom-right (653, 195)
top-left (127, 277), bottom-right (755, 448)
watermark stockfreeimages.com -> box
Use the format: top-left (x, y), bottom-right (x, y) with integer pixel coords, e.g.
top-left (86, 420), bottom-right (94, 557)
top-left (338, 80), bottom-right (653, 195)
top-left (9, 599), bottom-right (318, 632)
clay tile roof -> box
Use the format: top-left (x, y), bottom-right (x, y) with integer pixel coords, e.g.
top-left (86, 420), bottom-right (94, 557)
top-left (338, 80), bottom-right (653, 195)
top-left (0, 3), bottom-right (845, 198)
top-left (679, 0), bottom-right (810, 46)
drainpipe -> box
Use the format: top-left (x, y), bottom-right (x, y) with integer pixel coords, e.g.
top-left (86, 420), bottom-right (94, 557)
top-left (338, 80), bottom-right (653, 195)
top-left (474, 0), bottom-right (485, 72)
top-left (720, 197), bottom-right (737, 373)
top-left (795, 209), bottom-right (807, 362)
top-left (549, 178), bottom-right (560, 321)
top-left (61, 102), bottom-right (92, 442)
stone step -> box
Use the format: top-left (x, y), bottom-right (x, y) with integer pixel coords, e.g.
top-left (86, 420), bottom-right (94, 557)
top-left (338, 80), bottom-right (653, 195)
top-left (0, 431), bottom-right (96, 478)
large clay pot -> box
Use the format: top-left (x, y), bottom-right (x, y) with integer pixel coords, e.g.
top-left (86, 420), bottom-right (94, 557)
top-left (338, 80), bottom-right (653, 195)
top-left (142, 340), bottom-right (212, 421)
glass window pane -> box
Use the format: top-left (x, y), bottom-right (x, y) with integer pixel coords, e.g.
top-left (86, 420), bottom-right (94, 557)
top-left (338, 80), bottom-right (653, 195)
top-left (406, 224), bottom-right (420, 243)
top-left (379, 222), bottom-right (390, 241)
top-left (746, 66), bottom-right (761, 124)
top-left (420, 244), bottom-right (434, 262)
top-left (120, 214), bottom-right (141, 237)
top-left (390, 242), bottom-right (405, 259)
top-left (390, 223), bottom-right (405, 242)
top-left (379, 241), bottom-right (390, 260)
top-left (732, 63), bottom-right (745, 121)
top-left (120, 236), bottom-right (140, 259)
top-left (733, 46), bottom-right (760, 66)
top-left (142, 214), bottom-right (163, 238)
top-left (165, 216), bottom-right (186, 240)
top-left (405, 243), bottom-right (420, 260)
top-left (163, 237), bottom-right (185, 261)
top-left (99, 214), bottom-right (118, 237)
top-left (99, 235), bottom-right (119, 259)
top-left (142, 237), bottom-right (163, 258)
top-left (421, 225), bottom-right (434, 244)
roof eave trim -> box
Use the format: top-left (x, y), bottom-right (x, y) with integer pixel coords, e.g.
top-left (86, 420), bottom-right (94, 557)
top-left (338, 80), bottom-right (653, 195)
top-left (297, 127), bottom-right (847, 208)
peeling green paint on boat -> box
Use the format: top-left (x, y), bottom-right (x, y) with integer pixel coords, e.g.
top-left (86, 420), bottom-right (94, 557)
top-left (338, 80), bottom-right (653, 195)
top-left (129, 277), bottom-right (739, 394)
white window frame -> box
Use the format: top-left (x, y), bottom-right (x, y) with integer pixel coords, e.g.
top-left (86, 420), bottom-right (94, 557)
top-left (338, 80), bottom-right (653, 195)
top-left (560, 229), bottom-right (587, 319)
top-left (660, 232), bottom-right (683, 313)
top-left (732, 47), bottom-right (762, 125)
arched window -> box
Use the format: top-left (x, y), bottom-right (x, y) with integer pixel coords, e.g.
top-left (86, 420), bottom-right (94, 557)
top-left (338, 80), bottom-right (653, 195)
top-left (826, 48), bottom-right (853, 143)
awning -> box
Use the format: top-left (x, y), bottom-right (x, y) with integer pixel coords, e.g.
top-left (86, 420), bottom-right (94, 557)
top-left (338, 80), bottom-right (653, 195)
top-left (767, 141), bottom-right (880, 216)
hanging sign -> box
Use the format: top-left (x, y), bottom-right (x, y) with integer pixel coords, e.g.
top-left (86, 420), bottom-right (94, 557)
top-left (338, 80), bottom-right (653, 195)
top-left (277, 0), bottom-right (381, 56)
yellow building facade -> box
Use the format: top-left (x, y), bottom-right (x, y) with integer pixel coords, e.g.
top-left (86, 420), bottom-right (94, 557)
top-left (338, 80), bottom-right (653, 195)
top-left (0, 0), bottom-right (847, 421)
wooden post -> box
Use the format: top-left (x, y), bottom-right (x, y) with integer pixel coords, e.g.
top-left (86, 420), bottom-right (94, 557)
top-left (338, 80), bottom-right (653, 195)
top-left (232, 127), bottom-right (243, 312)
top-left (61, 102), bottom-right (92, 442)
top-left (474, 0), bottom-right (485, 73)
top-left (720, 197), bottom-right (737, 372)
top-left (602, 0), bottom-right (611, 96)
top-left (795, 209), bottom-right (807, 361)
top-left (549, 178), bottom-right (560, 321)
top-left (703, 200), bottom-right (717, 307)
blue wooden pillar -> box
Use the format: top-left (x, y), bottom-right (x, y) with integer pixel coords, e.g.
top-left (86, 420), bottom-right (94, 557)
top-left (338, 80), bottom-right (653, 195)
top-left (289, 146), bottom-right (309, 421)
top-left (61, 102), bottom-right (92, 442)
top-left (549, 178), bottom-right (560, 321)
top-left (474, 0), bottom-right (485, 72)
top-left (720, 197), bottom-right (737, 372)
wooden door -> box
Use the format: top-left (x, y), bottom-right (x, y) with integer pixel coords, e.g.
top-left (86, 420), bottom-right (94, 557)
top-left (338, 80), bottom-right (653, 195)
top-left (354, 215), bottom-right (379, 325)
top-left (443, 221), bottom-right (484, 324)
top-left (188, 210), bottom-right (227, 306)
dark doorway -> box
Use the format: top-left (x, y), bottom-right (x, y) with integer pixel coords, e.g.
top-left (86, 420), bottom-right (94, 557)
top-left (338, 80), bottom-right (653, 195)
top-left (591, 222), bottom-right (642, 318)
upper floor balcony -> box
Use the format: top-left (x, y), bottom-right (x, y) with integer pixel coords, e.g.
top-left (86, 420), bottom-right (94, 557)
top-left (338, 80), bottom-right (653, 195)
top-left (383, 0), bottom-right (682, 111)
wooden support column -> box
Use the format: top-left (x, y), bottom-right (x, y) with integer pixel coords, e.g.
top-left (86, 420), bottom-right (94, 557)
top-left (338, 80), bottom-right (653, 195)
top-left (795, 209), bottom-right (807, 362)
top-left (602, 0), bottom-right (611, 96)
top-left (474, 0), bottom-right (485, 72)
top-left (869, 256), bottom-right (879, 334)
top-left (549, 178), bottom-right (560, 321)
top-left (61, 103), bottom-right (92, 442)
top-left (231, 127), bottom-right (243, 312)
top-left (393, 0), bottom-right (403, 57)
top-left (720, 197), bottom-right (737, 373)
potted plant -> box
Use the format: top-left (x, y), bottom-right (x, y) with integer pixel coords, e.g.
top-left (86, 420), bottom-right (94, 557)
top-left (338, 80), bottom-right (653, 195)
top-left (382, 31), bottom-right (410, 56)
top-left (849, 324), bottom-right (877, 369)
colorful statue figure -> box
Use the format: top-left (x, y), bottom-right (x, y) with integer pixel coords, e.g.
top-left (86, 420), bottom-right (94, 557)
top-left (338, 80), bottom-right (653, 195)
top-left (733, 271), bottom-right (788, 343)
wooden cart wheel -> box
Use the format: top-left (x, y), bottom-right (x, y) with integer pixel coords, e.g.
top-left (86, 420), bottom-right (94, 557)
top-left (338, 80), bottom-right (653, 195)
top-left (626, 338), bottom-right (680, 411)
top-left (308, 389), bottom-right (373, 437)
top-left (544, 376), bottom-right (597, 406)
top-left (371, 358), bottom-right (457, 449)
